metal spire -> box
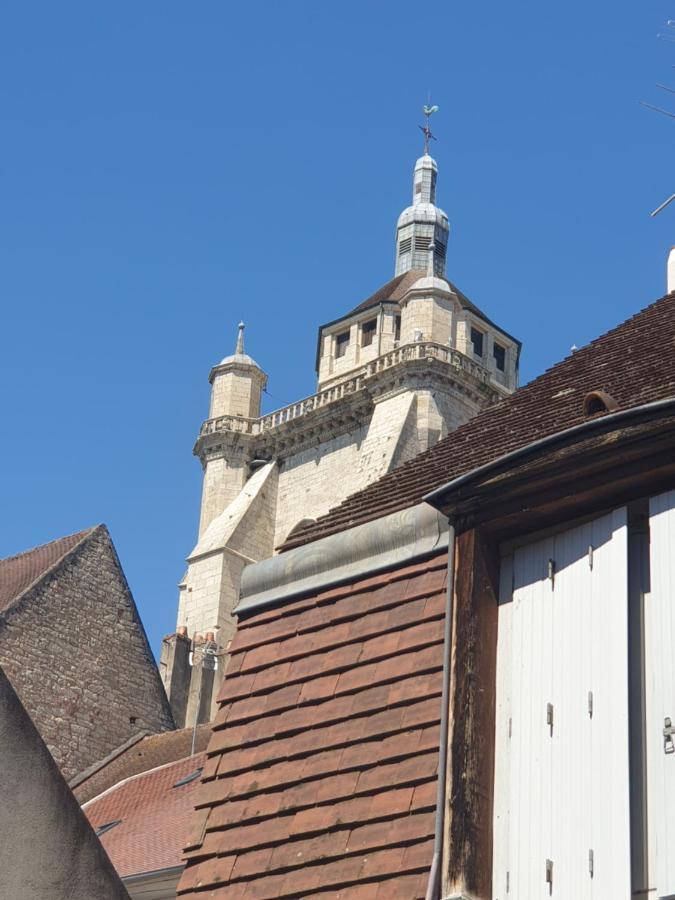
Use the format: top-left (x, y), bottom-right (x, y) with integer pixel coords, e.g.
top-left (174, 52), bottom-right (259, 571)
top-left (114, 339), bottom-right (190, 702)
top-left (235, 321), bottom-right (245, 355)
top-left (419, 103), bottom-right (439, 155)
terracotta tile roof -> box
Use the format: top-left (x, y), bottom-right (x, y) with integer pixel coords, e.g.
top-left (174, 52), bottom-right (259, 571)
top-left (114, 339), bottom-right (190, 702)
top-left (83, 752), bottom-right (207, 878)
top-left (73, 724), bottom-right (212, 806)
top-left (178, 554), bottom-right (448, 898)
top-left (288, 291), bottom-right (675, 549)
top-left (0, 527), bottom-right (96, 614)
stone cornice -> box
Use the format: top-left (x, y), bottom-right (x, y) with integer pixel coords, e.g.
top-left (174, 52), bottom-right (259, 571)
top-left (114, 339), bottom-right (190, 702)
top-left (194, 342), bottom-right (501, 465)
top-left (208, 361), bottom-right (268, 387)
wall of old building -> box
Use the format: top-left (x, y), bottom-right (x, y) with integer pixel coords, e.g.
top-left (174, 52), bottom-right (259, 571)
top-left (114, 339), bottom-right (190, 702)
top-left (0, 526), bottom-right (174, 781)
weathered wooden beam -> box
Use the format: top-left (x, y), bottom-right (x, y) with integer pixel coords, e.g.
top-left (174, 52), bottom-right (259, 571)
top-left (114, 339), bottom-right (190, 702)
top-left (443, 529), bottom-right (499, 900)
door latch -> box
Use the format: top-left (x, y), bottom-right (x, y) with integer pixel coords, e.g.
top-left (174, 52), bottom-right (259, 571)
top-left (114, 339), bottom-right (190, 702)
top-left (664, 717), bottom-right (675, 754)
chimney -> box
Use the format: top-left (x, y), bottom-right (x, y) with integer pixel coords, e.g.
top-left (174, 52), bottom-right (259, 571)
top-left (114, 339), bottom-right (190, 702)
top-left (668, 247), bottom-right (675, 293)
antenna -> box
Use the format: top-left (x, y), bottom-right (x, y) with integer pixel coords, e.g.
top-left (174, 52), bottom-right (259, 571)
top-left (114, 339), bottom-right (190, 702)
top-left (642, 21), bottom-right (675, 216)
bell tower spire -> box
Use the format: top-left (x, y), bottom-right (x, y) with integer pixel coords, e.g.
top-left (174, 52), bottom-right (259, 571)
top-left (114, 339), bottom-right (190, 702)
top-left (394, 105), bottom-right (449, 277)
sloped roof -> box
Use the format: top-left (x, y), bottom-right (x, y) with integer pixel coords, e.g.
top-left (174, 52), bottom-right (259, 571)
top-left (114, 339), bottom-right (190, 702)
top-left (0, 526), bottom-right (96, 613)
top-left (315, 270), bottom-right (517, 372)
top-left (177, 554), bottom-right (447, 898)
top-left (83, 751), bottom-right (207, 879)
top-left (73, 725), bottom-right (212, 806)
top-left (347, 270), bottom-right (424, 315)
top-left (289, 291), bottom-right (675, 549)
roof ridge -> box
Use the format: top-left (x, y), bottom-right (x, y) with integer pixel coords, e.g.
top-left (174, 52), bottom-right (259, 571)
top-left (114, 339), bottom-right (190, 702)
top-left (0, 524), bottom-right (103, 616)
top-left (0, 525), bottom-right (98, 566)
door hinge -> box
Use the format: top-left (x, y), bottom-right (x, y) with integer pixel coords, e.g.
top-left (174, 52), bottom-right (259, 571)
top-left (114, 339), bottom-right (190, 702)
top-left (508, 717), bottom-right (512, 738)
top-left (588, 544), bottom-right (594, 570)
top-left (588, 690), bottom-right (593, 719)
top-left (547, 558), bottom-right (556, 589)
top-left (664, 717), bottom-right (675, 754)
top-left (546, 858), bottom-right (553, 894)
top-left (547, 702), bottom-right (554, 736)
top-left (506, 869), bottom-right (510, 893)
top-left (588, 848), bottom-right (594, 878)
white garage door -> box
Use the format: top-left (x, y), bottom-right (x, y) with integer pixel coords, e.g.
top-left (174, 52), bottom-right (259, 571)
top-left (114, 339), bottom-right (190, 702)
top-left (493, 508), bottom-right (631, 899)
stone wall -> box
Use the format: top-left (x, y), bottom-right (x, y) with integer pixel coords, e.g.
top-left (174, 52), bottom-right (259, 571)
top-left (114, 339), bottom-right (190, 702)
top-left (0, 526), bottom-right (174, 781)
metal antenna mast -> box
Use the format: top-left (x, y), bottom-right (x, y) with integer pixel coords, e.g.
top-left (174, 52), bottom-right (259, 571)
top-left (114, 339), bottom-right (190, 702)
top-left (642, 19), bottom-right (675, 216)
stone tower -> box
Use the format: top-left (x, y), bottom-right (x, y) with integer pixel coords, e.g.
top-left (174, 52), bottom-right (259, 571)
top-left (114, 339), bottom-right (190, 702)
top-left (161, 129), bottom-right (522, 726)
top-left (198, 323), bottom-right (267, 537)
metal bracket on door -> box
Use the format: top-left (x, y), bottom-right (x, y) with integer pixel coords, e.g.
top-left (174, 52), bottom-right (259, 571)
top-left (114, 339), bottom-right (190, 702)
top-left (547, 558), bottom-right (556, 589)
top-left (664, 717), bottom-right (675, 754)
top-left (545, 858), bottom-right (553, 895)
top-left (547, 703), bottom-right (554, 736)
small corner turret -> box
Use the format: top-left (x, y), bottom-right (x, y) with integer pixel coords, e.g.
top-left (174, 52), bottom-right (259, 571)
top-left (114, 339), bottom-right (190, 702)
top-left (208, 322), bottom-right (267, 420)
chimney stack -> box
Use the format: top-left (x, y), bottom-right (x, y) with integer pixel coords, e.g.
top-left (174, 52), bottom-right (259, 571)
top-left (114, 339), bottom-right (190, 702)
top-left (668, 247), bottom-right (675, 294)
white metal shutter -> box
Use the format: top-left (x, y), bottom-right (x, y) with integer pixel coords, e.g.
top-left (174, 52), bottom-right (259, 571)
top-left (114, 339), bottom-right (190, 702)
top-left (647, 489), bottom-right (675, 898)
top-left (493, 509), bottom-right (630, 899)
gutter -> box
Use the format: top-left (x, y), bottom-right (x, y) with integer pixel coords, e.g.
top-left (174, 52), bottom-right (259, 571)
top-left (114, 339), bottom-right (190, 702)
top-left (424, 396), bottom-right (675, 511)
top-left (425, 525), bottom-right (456, 900)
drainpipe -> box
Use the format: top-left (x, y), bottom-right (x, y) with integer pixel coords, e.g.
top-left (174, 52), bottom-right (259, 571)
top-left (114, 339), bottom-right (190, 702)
top-left (425, 523), bottom-right (456, 900)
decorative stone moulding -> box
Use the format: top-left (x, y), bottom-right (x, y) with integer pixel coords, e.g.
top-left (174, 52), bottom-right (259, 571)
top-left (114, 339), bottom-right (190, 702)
top-left (194, 341), bottom-right (501, 465)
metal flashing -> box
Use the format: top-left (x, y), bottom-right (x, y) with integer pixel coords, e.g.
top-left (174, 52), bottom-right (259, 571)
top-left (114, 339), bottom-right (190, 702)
top-left (237, 502), bottom-right (449, 616)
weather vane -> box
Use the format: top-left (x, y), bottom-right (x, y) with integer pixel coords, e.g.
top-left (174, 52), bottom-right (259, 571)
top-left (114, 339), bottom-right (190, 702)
top-left (419, 103), bottom-right (439, 155)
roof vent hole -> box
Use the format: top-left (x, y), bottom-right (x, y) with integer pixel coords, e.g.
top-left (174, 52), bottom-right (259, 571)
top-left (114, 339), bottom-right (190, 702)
top-left (583, 390), bottom-right (618, 417)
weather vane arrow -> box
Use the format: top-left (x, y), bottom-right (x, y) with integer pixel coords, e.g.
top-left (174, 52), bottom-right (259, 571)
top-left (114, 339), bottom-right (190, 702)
top-left (419, 103), bottom-right (439, 154)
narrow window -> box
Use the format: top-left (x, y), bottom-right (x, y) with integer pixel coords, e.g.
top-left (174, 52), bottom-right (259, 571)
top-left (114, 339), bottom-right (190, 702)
top-left (471, 327), bottom-right (484, 358)
top-left (394, 315), bottom-right (401, 343)
top-left (493, 342), bottom-right (506, 372)
top-left (335, 331), bottom-right (350, 358)
top-left (361, 319), bottom-right (377, 347)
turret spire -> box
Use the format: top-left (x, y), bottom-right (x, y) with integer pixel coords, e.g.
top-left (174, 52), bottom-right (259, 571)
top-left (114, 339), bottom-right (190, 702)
top-left (236, 321), bottom-right (245, 356)
top-left (394, 106), bottom-right (449, 277)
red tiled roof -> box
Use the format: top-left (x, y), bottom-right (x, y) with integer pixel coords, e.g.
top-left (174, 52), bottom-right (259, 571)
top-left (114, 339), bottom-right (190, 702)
top-left (73, 725), bottom-right (212, 806)
top-left (178, 554), bottom-right (448, 898)
top-left (288, 291), bottom-right (675, 549)
top-left (0, 527), bottom-right (96, 614)
top-left (83, 752), bottom-right (207, 878)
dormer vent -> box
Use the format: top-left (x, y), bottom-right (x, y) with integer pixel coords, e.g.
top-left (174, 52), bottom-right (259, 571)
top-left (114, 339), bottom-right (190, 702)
top-left (583, 390), bottom-right (618, 417)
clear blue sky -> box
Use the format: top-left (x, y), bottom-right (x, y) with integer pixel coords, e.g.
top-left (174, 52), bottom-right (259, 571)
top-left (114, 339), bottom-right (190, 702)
top-left (1, 2), bottom-right (673, 657)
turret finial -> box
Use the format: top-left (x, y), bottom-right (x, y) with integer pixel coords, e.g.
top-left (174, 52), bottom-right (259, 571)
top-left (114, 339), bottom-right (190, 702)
top-left (236, 321), bottom-right (245, 355)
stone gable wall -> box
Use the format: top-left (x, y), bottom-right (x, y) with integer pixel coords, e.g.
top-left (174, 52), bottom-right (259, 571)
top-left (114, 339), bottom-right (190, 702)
top-left (0, 527), bottom-right (174, 781)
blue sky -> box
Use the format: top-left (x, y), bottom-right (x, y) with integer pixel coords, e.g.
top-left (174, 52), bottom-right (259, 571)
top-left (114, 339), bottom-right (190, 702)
top-left (0, 2), bottom-right (673, 656)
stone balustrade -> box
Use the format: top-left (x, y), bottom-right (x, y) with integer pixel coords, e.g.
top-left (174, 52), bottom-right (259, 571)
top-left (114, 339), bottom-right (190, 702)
top-left (199, 341), bottom-right (490, 439)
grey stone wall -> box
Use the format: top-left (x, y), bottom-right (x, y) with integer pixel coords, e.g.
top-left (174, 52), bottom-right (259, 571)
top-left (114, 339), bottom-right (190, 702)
top-left (0, 526), bottom-right (174, 781)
